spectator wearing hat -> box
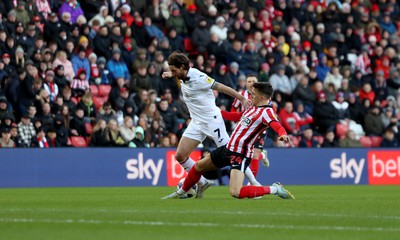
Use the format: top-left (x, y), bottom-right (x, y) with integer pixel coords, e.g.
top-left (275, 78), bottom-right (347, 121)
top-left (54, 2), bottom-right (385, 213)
top-left (18, 113), bottom-right (36, 147)
top-left (184, 3), bottom-right (199, 35)
top-left (58, 0), bottom-right (84, 23)
top-left (119, 4), bottom-right (134, 27)
top-left (191, 18), bottom-right (211, 54)
top-left (226, 61), bottom-right (243, 89)
top-left (332, 91), bottom-right (350, 120)
top-left (315, 53), bottom-right (331, 82)
top-left (71, 46), bottom-right (90, 81)
top-left (0, 127), bottom-right (15, 148)
top-left (106, 48), bottom-right (130, 84)
top-left (359, 82), bottom-right (376, 104)
top-left (313, 91), bottom-right (340, 134)
top-left (70, 68), bottom-right (89, 97)
top-left (96, 57), bottom-right (111, 85)
top-left (4, 12), bottom-right (17, 36)
top-left (93, 25), bottom-right (112, 59)
top-left (210, 16), bottom-right (227, 41)
top-left (52, 50), bottom-right (75, 82)
top-left (131, 15), bottom-right (151, 48)
top-left (43, 69), bottom-right (59, 103)
top-left (0, 111), bottom-right (15, 129)
top-left (120, 38), bottom-right (135, 71)
top-left (53, 65), bottom-right (68, 90)
top-left (88, 5), bottom-right (108, 27)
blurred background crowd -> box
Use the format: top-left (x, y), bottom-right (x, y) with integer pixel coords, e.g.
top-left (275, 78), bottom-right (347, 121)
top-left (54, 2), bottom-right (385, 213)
top-left (0, 0), bottom-right (400, 148)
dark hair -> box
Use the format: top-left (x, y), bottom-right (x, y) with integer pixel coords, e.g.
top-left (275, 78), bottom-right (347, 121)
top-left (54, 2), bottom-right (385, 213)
top-left (167, 51), bottom-right (190, 70)
top-left (253, 82), bottom-right (273, 98)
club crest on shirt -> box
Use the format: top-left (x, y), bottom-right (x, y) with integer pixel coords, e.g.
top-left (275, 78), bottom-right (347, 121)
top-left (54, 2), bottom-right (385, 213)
top-left (241, 116), bottom-right (252, 127)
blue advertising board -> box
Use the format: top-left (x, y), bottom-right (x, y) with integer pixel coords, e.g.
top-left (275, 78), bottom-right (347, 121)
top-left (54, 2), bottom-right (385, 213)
top-left (0, 148), bottom-right (399, 188)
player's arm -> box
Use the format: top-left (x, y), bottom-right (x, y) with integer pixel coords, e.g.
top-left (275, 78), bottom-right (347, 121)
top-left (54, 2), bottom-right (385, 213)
top-left (212, 82), bottom-right (250, 108)
top-left (269, 121), bottom-right (290, 142)
top-left (221, 110), bottom-right (243, 122)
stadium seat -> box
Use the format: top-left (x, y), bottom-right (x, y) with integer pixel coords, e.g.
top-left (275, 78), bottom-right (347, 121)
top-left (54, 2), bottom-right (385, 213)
top-left (89, 85), bottom-right (99, 96)
top-left (313, 136), bottom-right (324, 145)
top-left (85, 122), bottom-right (93, 135)
top-left (183, 38), bottom-right (199, 56)
top-left (70, 136), bottom-right (88, 147)
top-left (336, 123), bottom-right (349, 139)
top-left (370, 136), bottom-right (383, 147)
top-left (92, 96), bottom-right (106, 110)
top-left (98, 84), bottom-right (111, 97)
top-left (359, 136), bottom-right (372, 147)
top-left (67, 137), bottom-right (72, 146)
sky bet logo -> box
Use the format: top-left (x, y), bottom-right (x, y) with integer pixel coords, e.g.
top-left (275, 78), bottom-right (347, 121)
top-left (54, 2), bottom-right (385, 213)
top-left (330, 152), bottom-right (365, 184)
top-left (126, 153), bottom-right (164, 185)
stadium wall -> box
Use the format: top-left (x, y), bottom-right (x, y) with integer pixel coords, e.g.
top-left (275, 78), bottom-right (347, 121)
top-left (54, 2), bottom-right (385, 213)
top-left (0, 148), bottom-right (399, 188)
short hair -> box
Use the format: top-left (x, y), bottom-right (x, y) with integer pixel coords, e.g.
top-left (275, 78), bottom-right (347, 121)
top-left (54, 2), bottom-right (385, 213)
top-left (253, 82), bottom-right (273, 98)
top-left (167, 51), bottom-right (190, 70)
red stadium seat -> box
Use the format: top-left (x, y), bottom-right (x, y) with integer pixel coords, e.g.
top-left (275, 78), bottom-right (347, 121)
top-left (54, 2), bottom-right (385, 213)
top-left (359, 136), bottom-right (372, 147)
top-left (89, 85), bottom-right (99, 96)
top-left (70, 136), bottom-right (88, 147)
top-left (98, 84), bottom-right (111, 97)
top-left (67, 137), bottom-right (72, 146)
top-left (336, 123), bottom-right (349, 139)
top-left (92, 96), bottom-right (106, 110)
top-left (370, 136), bottom-right (383, 147)
top-left (184, 38), bottom-right (199, 56)
top-left (85, 122), bottom-right (93, 135)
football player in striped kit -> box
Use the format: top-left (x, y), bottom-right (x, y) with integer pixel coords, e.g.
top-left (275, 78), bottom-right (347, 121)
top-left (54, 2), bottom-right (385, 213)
top-left (163, 82), bottom-right (294, 199)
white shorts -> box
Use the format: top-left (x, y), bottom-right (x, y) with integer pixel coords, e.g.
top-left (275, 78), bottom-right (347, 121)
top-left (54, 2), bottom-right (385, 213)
top-left (182, 116), bottom-right (229, 147)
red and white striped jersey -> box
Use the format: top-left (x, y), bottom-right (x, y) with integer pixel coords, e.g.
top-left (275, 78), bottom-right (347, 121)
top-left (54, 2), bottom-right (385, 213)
top-left (227, 105), bottom-right (279, 158)
top-left (231, 90), bottom-right (251, 111)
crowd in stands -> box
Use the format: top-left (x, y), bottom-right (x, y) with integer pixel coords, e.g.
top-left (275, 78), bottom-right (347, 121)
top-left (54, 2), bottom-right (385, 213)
top-left (0, 0), bottom-right (400, 149)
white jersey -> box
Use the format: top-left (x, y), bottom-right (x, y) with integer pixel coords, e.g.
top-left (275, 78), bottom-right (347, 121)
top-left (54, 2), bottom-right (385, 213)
top-left (181, 68), bottom-right (221, 124)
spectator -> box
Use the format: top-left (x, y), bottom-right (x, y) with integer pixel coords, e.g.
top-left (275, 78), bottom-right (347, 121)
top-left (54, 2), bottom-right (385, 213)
top-left (58, 0), bottom-right (84, 23)
top-left (192, 18), bottom-right (210, 54)
top-left (158, 99), bottom-right (178, 134)
top-left (71, 46), bottom-right (90, 81)
top-left (128, 126), bottom-right (149, 148)
top-left (30, 127), bottom-right (52, 147)
top-left (293, 75), bottom-right (315, 114)
top-left (97, 101), bottom-right (117, 124)
top-left (18, 113), bottom-right (36, 147)
top-left (313, 91), bottom-right (339, 134)
top-left (339, 130), bottom-right (363, 148)
top-left (364, 105), bottom-right (384, 136)
top-left (88, 5), bottom-right (108, 27)
top-left (70, 106), bottom-right (87, 137)
top-left (269, 64), bottom-right (293, 101)
top-left (131, 15), bottom-right (151, 48)
top-left (105, 119), bottom-right (125, 147)
top-left (119, 116), bottom-right (136, 144)
top-left (90, 119), bottom-right (108, 147)
top-left (380, 128), bottom-right (400, 148)
top-left (70, 68), bottom-right (89, 97)
top-left (106, 48), bottom-right (130, 84)
top-left (299, 127), bottom-right (320, 148)
top-left (166, 6), bottom-right (187, 36)
top-left (0, 127), bottom-right (15, 148)
top-left (52, 50), bottom-right (75, 82)
top-left (144, 16), bottom-right (165, 42)
top-left (130, 64), bottom-right (151, 92)
top-left (323, 65), bottom-right (343, 91)
top-left (77, 91), bottom-right (96, 121)
top-left (53, 65), bottom-right (68, 91)
top-left (321, 129), bottom-right (339, 148)
top-left (37, 102), bottom-right (53, 131)
top-left (53, 114), bottom-right (69, 147)
top-left (93, 25), bottom-right (112, 59)
top-left (9, 123), bottom-right (22, 147)
top-left (316, 53), bottom-right (331, 82)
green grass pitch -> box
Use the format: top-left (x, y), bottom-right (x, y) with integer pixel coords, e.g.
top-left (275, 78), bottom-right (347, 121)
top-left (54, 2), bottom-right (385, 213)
top-left (0, 185), bottom-right (399, 240)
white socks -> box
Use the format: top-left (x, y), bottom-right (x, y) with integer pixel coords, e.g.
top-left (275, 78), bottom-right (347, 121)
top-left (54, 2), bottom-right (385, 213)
top-left (180, 157), bottom-right (207, 186)
top-left (245, 168), bottom-right (261, 186)
top-left (269, 186), bottom-right (278, 194)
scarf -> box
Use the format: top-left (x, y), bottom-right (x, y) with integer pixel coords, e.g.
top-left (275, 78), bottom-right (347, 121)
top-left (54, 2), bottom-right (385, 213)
top-left (38, 137), bottom-right (49, 148)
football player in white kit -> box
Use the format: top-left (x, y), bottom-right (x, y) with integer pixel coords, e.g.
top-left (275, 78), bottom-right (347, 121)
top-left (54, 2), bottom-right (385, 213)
top-left (162, 51), bottom-right (261, 198)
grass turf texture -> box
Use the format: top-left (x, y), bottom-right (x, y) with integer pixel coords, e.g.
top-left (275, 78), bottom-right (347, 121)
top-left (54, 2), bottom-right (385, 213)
top-left (0, 186), bottom-right (399, 240)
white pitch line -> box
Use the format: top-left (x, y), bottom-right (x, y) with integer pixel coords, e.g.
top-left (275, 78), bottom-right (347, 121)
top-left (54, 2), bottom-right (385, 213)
top-left (0, 217), bottom-right (399, 232)
top-left (1, 208), bottom-right (400, 221)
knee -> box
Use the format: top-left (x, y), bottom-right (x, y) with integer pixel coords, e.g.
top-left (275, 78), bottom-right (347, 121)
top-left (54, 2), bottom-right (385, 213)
top-left (230, 188), bottom-right (241, 198)
top-left (175, 152), bottom-right (187, 163)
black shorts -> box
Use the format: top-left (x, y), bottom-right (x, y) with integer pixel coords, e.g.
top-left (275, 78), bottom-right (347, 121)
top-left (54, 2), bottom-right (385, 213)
top-left (210, 146), bottom-right (252, 172)
top-left (254, 131), bottom-right (267, 150)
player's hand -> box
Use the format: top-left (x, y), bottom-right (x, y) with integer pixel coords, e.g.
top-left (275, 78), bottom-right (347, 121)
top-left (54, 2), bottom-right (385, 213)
top-left (162, 72), bottom-right (172, 79)
top-left (278, 135), bottom-right (290, 143)
top-left (241, 98), bottom-right (251, 109)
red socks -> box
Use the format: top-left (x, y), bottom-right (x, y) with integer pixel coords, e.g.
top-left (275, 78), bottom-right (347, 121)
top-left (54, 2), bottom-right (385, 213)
top-left (249, 155), bottom-right (262, 177)
top-left (182, 166), bottom-right (203, 192)
top-left (239, 186), bottom-right (271, 199)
